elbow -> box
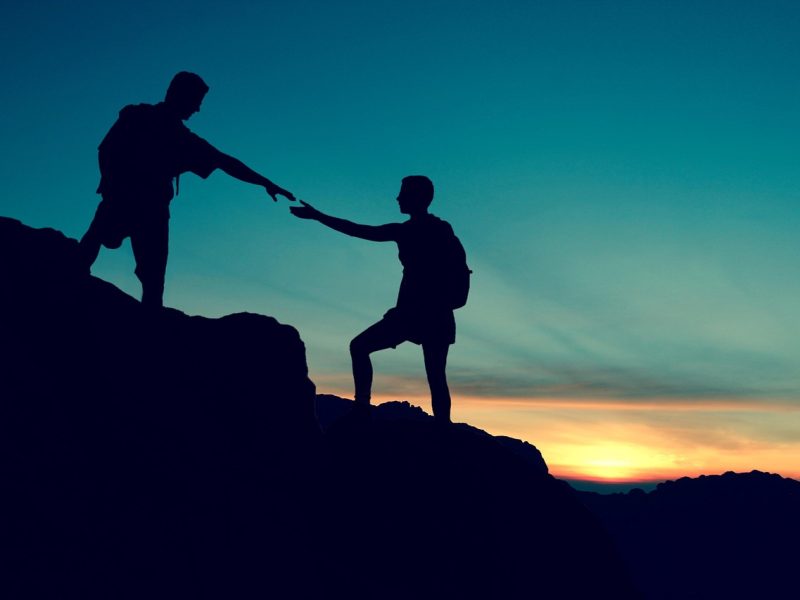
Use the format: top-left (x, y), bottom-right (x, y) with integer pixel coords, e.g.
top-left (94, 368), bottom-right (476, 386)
top-left (216, 152), bottom-right (235, 173)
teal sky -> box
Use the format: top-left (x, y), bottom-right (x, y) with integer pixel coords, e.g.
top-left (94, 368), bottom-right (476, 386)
top-left (2, 1), bottom-right (799, 476)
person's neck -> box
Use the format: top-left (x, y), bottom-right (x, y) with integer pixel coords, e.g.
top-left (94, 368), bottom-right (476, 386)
top-left (408, 210), bottom-right (429, 221)
top-left (161, 102), bottom-right (183, 119)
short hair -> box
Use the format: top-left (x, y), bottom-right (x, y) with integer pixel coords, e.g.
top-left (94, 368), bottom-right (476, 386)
top-left (401, 175), bottom-right (434, 208)
top-left (165, 71), bottom-right (209, 105)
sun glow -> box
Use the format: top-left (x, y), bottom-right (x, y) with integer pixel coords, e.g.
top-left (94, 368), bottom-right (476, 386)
top-left (354, 391), bottom-right (800, 483)
top-left (544, 441), bottom-right (683, 481)
top-left (563, 446), bottom-right (640, 480)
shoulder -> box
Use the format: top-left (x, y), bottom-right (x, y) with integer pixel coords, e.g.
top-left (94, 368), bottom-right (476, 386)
top-left (424, 214), bottom-right (456, 236)
top-left (118, 102), bottom-right (154, 120)
top-left (428, 213), bottom-right (450, 225)
top-left (439, 217), bottom-right (455, 234)
top-left (397, 219), bottom-right (416, 235)
top-left (179, 127), bottom-right (219, 159)
top-left (159, 111), bottom-right (217, 153)
top-left (381, 222), bottom-right (404, 238)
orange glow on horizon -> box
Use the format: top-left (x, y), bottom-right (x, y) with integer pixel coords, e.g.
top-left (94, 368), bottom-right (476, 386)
top-left (318, 388), bottom-right (800, 483)
top-left (458, 395), bottom-right (800, 482)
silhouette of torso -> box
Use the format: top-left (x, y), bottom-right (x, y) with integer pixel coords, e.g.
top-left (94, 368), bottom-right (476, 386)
top-left (391, 213), bottom-right (457, 345)
top-left (396, 213), bottom-right (456, 311)
top-left (97, 102), bottom-right (218, 210)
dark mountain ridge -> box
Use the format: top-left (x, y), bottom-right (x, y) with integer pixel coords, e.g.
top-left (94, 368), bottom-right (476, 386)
top-left (1, 217), bottom-right (637, 598)
top-left (581, 470), bottom-right (800, 599)
top-left (316, 393), bottom-right (550, 474)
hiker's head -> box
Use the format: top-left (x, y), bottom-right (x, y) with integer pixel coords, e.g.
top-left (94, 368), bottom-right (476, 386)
top-left (165, 71), bottom-right (209, 120)
top-left (397, 175), bottom-right (434, 214)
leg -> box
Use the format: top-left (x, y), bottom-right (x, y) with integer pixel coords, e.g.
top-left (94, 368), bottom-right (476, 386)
top-left (422, 343), bottom-right (451, 423)
top-left (131, 216), bottom-right (169, 309)
top-left (349, 318), bottom-right (407, 405)
top-left (78, 200), bottom-right (114, 269)
top-left (79, 198), bottom-right (128, 269)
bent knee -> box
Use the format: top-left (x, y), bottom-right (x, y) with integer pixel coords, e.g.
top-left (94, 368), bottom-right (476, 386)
top-left (350, 336), bottom-right (365, 356)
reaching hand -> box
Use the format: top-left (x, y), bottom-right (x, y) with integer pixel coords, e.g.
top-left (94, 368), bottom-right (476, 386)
top-left (265, 181), bottom-right (296, 202)
top-left (290, 200), bottom-right (321, 220)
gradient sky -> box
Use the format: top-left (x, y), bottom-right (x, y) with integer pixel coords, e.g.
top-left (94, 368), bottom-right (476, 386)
top-left (2, 1), bottom-right (799, 481)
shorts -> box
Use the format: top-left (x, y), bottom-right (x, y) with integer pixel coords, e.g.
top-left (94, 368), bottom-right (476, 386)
top-left (359, 306), bottom-right (456, 348)
top-left (90, 196), bottom-right (169, 248)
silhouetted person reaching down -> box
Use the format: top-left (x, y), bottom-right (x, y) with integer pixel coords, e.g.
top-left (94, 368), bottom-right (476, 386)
top-left (79, 71), bottom-right (295, 308)
top-left (291, 176), bottom-right (470, 424)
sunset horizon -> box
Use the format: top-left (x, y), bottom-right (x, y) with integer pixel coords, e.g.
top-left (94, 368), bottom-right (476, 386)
top-left (3, 1), bottom-right (799, 495)
top-left (4, 3), bottom-right (798, 596)
top-left (359, 391), bottom-right (800, 484)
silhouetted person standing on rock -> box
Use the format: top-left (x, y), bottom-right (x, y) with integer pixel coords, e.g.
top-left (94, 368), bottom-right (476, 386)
top-left (291, 176), bottom-right (470, 424)
top-left (79, 71), bottom-right (295, 308)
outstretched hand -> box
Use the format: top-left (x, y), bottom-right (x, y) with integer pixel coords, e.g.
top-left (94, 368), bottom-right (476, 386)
top-left (290, 200), bottom-right (321, 220)
top-left (265, 181), bottom-right (296, 202)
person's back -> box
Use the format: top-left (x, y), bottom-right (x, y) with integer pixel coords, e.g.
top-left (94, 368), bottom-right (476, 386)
top-left (395, 213), bottom-right (458, 312)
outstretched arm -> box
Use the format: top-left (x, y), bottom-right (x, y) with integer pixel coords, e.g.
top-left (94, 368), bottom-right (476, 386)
top-left (216, 152), bottom-right (296, 202)
top-left (290, 201), bottom-right (400, 242)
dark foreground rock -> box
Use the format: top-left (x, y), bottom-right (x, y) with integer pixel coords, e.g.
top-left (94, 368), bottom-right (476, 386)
top-left (581, 470), bottom-right (800, 599)
top-left (1, 217), bottom-right (638, 598)
top-left (1, 217), bottom-right (321, 597)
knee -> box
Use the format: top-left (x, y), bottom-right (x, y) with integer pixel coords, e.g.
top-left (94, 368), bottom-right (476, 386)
top-left (350, 336), bottom-right (364, 357)
top-left (351, 334), bottom-right (376, 358)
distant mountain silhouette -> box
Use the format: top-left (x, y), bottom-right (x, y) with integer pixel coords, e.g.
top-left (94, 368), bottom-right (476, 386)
top-left (1, 216), bottom-right (638, 598)
top-left (580, 471), bottom-right (800, 599)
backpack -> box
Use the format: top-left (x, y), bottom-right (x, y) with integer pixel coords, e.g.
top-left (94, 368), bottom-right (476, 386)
top-left (398, 215), bottom-right (472, 310)
top-left (96, 103), bottom-right (183, 197)
top-left (444, 233), bottom-right (472, 310)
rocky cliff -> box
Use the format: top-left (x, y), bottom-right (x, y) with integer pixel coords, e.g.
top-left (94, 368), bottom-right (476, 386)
top-left (1, 217), bottom-right (638, 598)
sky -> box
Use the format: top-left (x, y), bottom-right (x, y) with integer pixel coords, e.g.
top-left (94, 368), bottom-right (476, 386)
top-left (2, 0), bottom-right (799, 483)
